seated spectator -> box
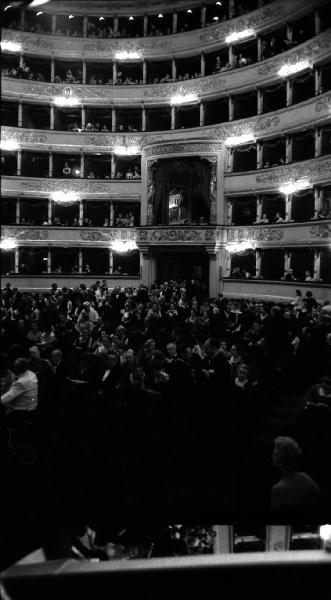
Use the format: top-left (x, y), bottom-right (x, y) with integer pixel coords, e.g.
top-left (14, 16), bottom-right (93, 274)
top-left (238, 53), bottom-right (248, 67)
top-left (274, 212), bottom-right (285, 223)
top-left (72, 217), bottom-right (79, 227)
top-left (254, 213), bottom-right (269, 225)
top-left (128, 212), bottom-right (135, 227)
top-left (101, 124), bottom-right (109, 132)
top-left (62, 161), bottom-right (72, 177)
top-left (0, 357), bottom-right (38, 420)
top-left (115, 172), bottom-right (123, 179)
top-left (103, 218), bottom-right (110, 227)
top-left (87, 171), bottom-right (95, 179)
top-left (305, 270), bottom-right (313, 282)
top-left (270, 436), bottom-right (321, 511)
top-left (282, 269), bottom-right (297, 282)
top-left (132, 166), bottom-right (141, 179)
top-left (125, 168), bottom-right (134, 180)
top-left (83, 217), bottom-right (92, 227)
top-left (85, 122), bottom-right (94, 131)
top-left (231, 267), bottom-right (244, 279)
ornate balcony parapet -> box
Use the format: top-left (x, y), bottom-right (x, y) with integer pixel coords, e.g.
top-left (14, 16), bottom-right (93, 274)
top-left (3, 222), bottom-right (330, 248)
top-left (223, 279), bottom-right (331, 301)
top-left (1, 0), bottom-right (321, 60)
top-left (2, 92), bottom-right (330, 152)
top-left (2, 30), bottom-right (331, 103)
top-left (224, 155), bottom-right (331, 194)
top-left (1, 176), bottom-right (142, 199)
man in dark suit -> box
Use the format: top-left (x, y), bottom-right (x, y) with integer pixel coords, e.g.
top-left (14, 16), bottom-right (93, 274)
top-left (203, 337), bottom-right (231, 396)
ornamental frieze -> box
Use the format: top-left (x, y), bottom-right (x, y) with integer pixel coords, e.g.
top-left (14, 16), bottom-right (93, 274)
top-left (83, 39), bottom-right (171, 54)
top-left (310, 224), bottom-right (331, 238)
top-left (255, 158), bottom-right (331, 185)
top-left (2, 131), bottom-right (48, 144)
top-left (5, 228), bottom-right (49, 241)
top-left (145, 142), bottom-right (223, 157)
top-left (143, 77), bottom-right (225, 98)
top-left (213, 115), bottom-right (281, 140)
top-left (150, 229), bottom-right (202, 242)
top-left (79, 229), bottom-right (137, 242)
top-left (315, 95), bottom-right (331, 112)
top-left (19, 180), bottom-right (141, 196)
top-left (227, 228), bottom-right (284, 242)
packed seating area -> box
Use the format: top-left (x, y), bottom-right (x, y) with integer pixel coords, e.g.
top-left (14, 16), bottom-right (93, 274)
top-left (2, 278), bottom-right (331, 566)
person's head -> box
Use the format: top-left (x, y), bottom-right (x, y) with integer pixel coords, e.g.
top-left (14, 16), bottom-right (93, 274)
top-left (29, 346), bottom-right (40, 360)
top-left (237, 362), bottom-right (249, 382)
top-left (144, 338), bottom-right (156, 353)
top-left (204, 338), bottom-right (220, 358)
top-left (121, 349), bottom-right (135, 366)
top-left (130, 366), bottom-right (145, 388)
top-left (230, 344), bottom-right (240, 358)
top-left (166, 342), bottom-right (177, 358)
top-left (272, 436), bottom-right (302, 473)
top-left (13, 357), bottom-right (29, 376)
top-left (51, 348), bottom-right (63, 366)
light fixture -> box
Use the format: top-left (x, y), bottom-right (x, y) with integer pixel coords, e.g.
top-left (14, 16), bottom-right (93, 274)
top-left (73, 168), bottom-right (81, 176)
top-left (278, 60), bottom-right (311, 78)
top-left (114, 51), bottom-right (141, 60)
top-left (216, 1), bottom-right (222, 5)
top-left (320, 525), bottom-right (331, 540)
top-left (112, 240), bottom-right (137, 252)
top-left (158, 13), bottom-right (163, 18)
top-left (36, 11), bottom-right (43, 16)
top-left (225, 28), bottom-right (255, 44)
top-left (213, 16), bottom-right (219, 21)
top-left (1, 41), bottom-right (22, 52)
top-left (69, 14), bottom-right (74, 19)
top-left (224, 133), bottom-right (256, 146)
top-left (113, 145), bottom-right (140, 156)
top-left (53, 96), bottom-right (80, 106)
top-left (29, 0), bottom-right (50, 7)
top-left (225, 242), bottom-right (254, 253)
top-left (129, 16), bottom-right (134, 20)
top-left (170, 93), bottom-right (199, 105)
top-left (51, 191), bottom-right (79, 203)
top-left (0, 139), bottom-right (19, 151)
top-left (187, 9), bottom-right (192, 13)
top-left (279, 179), bottom-right (311, 195)
top-left (4, 5), bottom-right (12, 11)
top-left (0, 238), bottom-right (17, 250)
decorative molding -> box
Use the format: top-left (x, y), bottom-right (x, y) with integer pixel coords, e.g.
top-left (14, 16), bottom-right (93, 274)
top-left (255, 157), bottom-right (331, 185)
top-left (310, 223), bottom-right (331, 238)
top-left (227, 227), bottom-right (284, 242)
top-left (3, 178), bottom-right (141, 198)
top-left (315, 94), bottom-right (331, 112)
top-left (79, 229), bottom-right (138, 242)
top-left (144, 142), bottom-right (223, 157)
top-left (149, 229), bottom-right (202, 241)
top-left (4, 228), bottom-right (49, 240)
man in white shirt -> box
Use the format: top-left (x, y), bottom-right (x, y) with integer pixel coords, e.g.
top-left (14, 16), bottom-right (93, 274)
top-left (1, 358), bottom-right (38, 415)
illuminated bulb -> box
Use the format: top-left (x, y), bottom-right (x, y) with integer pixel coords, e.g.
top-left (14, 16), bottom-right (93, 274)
top-left (158, 13), bottom-right (163, 18)
top-left (279, 179), bottom-right (311, 195)
top-left (69, 14), bottom-right (74, 19)
top-left (37, 11), bottom-right (43, 16)
top-left (187, 9), bottom-right (192, 13)
top-left (112, 240), bottom-right (137, 252)
top-left (99, 16), bottom-right (105, 21)
top-left (51, 191), bottom-right (79, 203)
top-left (29, 0), bottom-right (50, 6)
top-left (115, 51), bottom-right (141, 60)
top-left (224, 133), bottom-right (256, 146)
top-left (320, 525), bottom-right (331, 541)
top-left (53, 96), bottom-right (80, 106)
top-left (225, 242), bottom-right (254, 253)
top-left (170, 93), bottom-right (199, 105)
top-left (73, 168), bottom-right (80, 176)
top-left (0, 239), bottom-right (17, 250)
top-left (129, 16), bottom-right (134, 20)
top-left (1, 41), bottom-right (22, 52)
top-left (113, 145), bottom-right (140, 156)
top-left (278, 60), bottom-right (311, 77)
top-left (216, 1), bottom-right (222, 5)
top-left (0, 139), bottom-right (19, 151)
top-left (213, 16), bottom-right (219, 20)
top-left (4, 5), bottom-right (12, 10)
top-left (225, 28), bottom-right (255, 44)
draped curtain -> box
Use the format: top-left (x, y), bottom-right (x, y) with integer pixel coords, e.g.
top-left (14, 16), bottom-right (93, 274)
top-left (154, 158), bottom-right (210, 225)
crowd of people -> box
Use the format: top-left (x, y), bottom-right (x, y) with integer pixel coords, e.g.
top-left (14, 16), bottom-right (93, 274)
top-left (1, 62), bottom-right (47, 82)
top-left (61, 161), bottom-right (140, 180)
top-left (231, 267), bottom-right (323, 283)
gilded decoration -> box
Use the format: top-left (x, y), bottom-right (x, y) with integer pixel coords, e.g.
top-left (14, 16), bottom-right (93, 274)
top-left (310, 224), bottom-right (331, 238)
top-left (213, 116), bottom-right (281, 140)
top-left (145, 142), bottom-right (223, 157)
top-left (255, 158), bottom-right (331, 185)
top-left (1, 131), bottom-right (48, 144)
top-left (227, 228), bottom-right (284, 242)
top-left (79, 229), bottom-right (137, 242)
top-left (19, 180), bottom-right (141, 196)
top-left (5, 228), bottom-right (49, 241)
top-left (315, 95), bottom-right (331, 112)
top-left (149, 229), bottom-right (202, 242)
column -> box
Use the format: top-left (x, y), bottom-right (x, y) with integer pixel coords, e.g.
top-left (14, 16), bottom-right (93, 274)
top-left (284, 249), bottom-right (291, 273)
top-left (50, 105), bottom-right (54, 130)
top-left (48, 152), bottom-right (53, 177)
top-left (15, 248), bottom-right (19, 273)
top-left (114, 17), bottom-right (119, 33)
top-left (82, 60), bottom-right (86, 84)
top-left (213, 526), bottom-right (233, 554)
top-left (172, 12), bottom-right (177, 34)
top-left (200, 53), bottom-right (205, 77)
top-left (18, 101), bottom-right (23, 127)
top-left (20, 8), bottom-right (25, 30)
top-left (83, 16), bottom-right (88, 37)
top-left (113, 62), bottom-right (117, 84)
top-left (142, 106), bottom-right (146, 132)
top-left (257, 35), bottom-right (262, 61)
top-left (313, 187), bottom-right (322, 219)
top-left (229, 0), bottom-right (235, 18)
top-left (208, 253), bottom-right (220, 298)
top-left (199, 102), bottom-right (205, 127)
top-left (48, 198), bottom-right (52, 224)
top-left (315, 127), bottom-right (321, 157)
top-left (201, 6), bottom-right (206, 28)
top-left (111, 153), bottom-right (116, 179)
top-left (51, 58), bottom-right (55, 83)
top-left (172, 57), bottom-right (176, 81)
top-left (112, 107), bottom-right (116, 132)
top-left (266, 526), bottom-right (291, 552)
top-left (80, 154), bottom-right (84, 178)
top-left (143, 14), bottom-right (148, 36)
top-left (228, 95), bottom-right (234, 121)
top-left (171, 106), bottom-right (175, 130)
top-left (79, 200), bottom-right (83, 225)
top-left (216, 150), bottom-right (225, 224)
top-left (228, 147), bottom-right (234, 173)
top-left (257, 88), bottom-right (263, 115)
top-left (47, 249), bottom-right (52, 274)
top-left (19, 54), bottom-right (23, 69)
top-left (229, 45), bottom-right (234, 68)
top-left (286, 23), bottom-right (293, 42)
top-left (109, 249), bottom-right (113, 273)
top-left (255, 249), bottom-right (262, 278)
top-left (142, 61), bottom-right (147, 84)
top-left (225, 250), bottom-right (232, 277)
top-left (314, 9), bottom-right (321, 36)
top-left (285, 136), bottom-right (292, 163)
top-left (81, 106), bottom-right (86, 130)
top-left (315, 67), bottom-right (321, 95)
top-left (256, 195), bottom-right (263, 222)
top-left (17, 150), bottom-right (22, 176)
top-left (285, 194), bottom-right (292, 221)
top-left (314, 248), bottom-right (321, 280)
top-left (286, 79), bottom-right (293, 106)
top-left (16, 198), bottom-right (20, 224)
top-left (209, 160), bottom-right (217, 224)
top-left (227, 199), bottom-right (233, 224)
top-left (257, 141), bottom-right (263, 170)
top-left (51, 15), bottom-right (56, 34)
top-left (78, 249), bottom-right (83, 273)
top-left (110, 201), bottom-right (114, 226)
